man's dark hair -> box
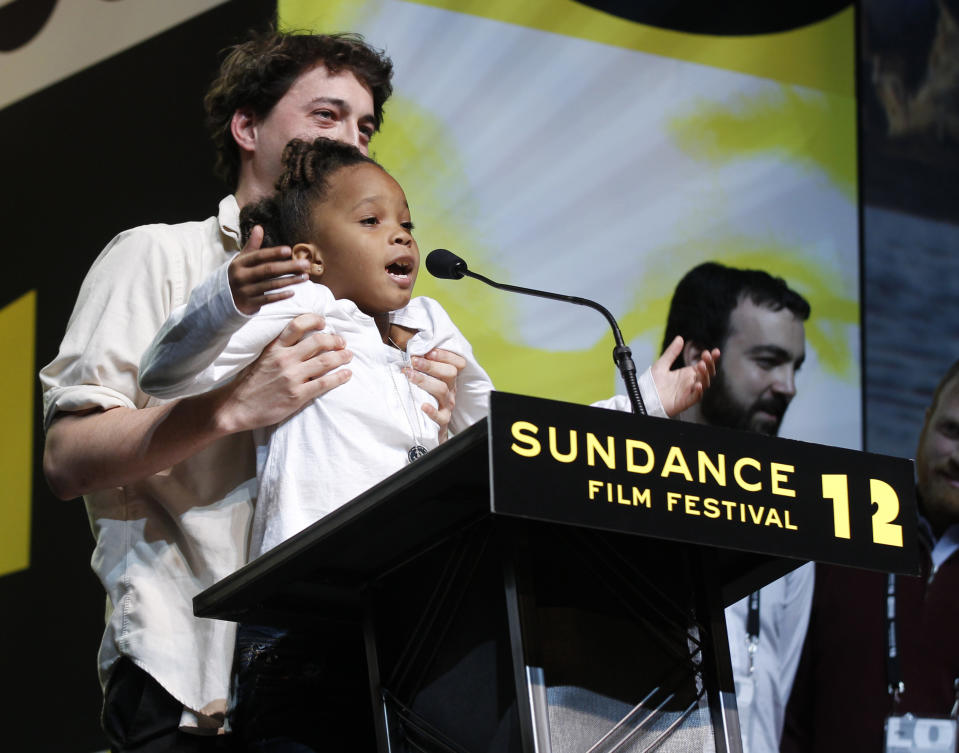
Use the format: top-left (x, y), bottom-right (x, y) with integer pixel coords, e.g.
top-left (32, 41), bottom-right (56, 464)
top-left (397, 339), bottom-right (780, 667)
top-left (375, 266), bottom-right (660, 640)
top-left (239, 137), bottom-right (379, 248)
top-left (662, 261), bottom-right (811, 368)
top-left (205, 30), bottom-right (394, 188)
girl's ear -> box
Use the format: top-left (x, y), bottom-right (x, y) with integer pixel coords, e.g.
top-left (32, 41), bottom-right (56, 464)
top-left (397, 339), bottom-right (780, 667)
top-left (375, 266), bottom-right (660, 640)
top-left (292, 243), bottom-right (324, 278)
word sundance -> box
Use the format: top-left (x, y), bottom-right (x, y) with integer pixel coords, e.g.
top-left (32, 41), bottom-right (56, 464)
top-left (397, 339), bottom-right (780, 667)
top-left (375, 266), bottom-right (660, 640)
top-left (511, 421), bottom-right (798, 496)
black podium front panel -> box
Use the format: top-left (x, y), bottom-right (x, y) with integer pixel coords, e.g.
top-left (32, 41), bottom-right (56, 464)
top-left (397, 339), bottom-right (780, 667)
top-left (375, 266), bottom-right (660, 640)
top-left (488, 392), bottom-right (919, 575)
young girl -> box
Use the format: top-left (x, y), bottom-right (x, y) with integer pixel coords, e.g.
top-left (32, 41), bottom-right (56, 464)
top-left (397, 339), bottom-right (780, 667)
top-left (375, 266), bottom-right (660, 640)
top-left (140, 137), bottom-right (493, 559)
top-left (140, 137), bottom-right (717, 558)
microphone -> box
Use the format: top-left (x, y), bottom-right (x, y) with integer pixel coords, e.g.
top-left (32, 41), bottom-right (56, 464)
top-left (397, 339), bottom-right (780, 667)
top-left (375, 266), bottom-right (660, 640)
top-left (425, 248), bottom-right (467, 279)
top-left (425, 249), bottom-right (647, 415)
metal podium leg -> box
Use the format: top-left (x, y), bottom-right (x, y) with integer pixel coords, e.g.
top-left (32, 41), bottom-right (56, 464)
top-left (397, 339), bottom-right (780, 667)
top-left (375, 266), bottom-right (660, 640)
top-left (363, 601), bottom-right (392, 753)
top-left (693, 549), bottom-right (743, 753)
top-left (501, 528), bottom-right (552, 753)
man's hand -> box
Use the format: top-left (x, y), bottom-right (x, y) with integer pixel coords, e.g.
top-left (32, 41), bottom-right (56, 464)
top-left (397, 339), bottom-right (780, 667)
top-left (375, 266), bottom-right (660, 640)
top-left (652, 336), bottom-right (720, 417)
top-left (214, 313), bottom-right (353, 433)
top-left (44, 313), bottom-right (353, 499)
top-left (405, 348), bottom-right (466, 443)
top-left (228, 225), bottom-right (310, 315)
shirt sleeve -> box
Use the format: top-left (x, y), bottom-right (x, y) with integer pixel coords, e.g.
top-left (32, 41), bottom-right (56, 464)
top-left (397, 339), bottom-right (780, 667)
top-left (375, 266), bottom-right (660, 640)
top-left (138, 261), bottom-right (251, 398)
top-left (449, 348), bottom-right (495, 434)
top-left (39, 226), bottom-right (187, 429)
top-left (589, 367), bottom-right (667, 418)
top-left (139, 271), bottom-right (323, 399)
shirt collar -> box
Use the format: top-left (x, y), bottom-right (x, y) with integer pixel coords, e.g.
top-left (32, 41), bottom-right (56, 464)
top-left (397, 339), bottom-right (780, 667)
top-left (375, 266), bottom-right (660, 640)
top-left (918, 496), bottom-right (959, 573)
top-left (932, 522), bottom-right (959, 573)
top-left (218, 195), bottom-right (241, 250)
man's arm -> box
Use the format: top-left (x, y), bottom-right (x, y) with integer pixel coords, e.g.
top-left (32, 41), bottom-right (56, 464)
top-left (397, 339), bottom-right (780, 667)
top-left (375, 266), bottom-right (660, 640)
top-left (44, 319), bottom-right (465, 499)
top-left (44, 315), bottom-right (351, 499)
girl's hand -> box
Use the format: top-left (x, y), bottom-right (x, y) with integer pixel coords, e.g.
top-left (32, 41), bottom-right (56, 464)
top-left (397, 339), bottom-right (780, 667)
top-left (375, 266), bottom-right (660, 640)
top-left (652, 336), bottom-right (720, 417)
top-left (405, 348), bottom-right (467, 443)
top-left (228, 225), bottom-right (310, 315)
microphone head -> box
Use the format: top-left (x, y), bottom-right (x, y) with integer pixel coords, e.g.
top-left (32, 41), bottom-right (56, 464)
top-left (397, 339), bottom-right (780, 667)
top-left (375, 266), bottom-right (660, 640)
top-left (426, 248), bottom-right (468, 280)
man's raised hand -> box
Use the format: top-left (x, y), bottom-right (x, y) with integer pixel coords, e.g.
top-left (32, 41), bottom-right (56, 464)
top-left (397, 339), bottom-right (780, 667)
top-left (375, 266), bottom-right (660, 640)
top-left (652, 336), bottom-right (720, 417)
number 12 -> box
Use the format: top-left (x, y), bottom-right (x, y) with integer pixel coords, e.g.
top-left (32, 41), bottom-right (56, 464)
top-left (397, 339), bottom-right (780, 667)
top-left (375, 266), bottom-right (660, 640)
top-left (821, 475), bottom-right (903, 547)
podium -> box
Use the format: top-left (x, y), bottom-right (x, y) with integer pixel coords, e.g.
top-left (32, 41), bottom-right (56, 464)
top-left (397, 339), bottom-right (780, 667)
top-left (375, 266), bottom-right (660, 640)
top-left (196, 392), bottom-right (918, 753)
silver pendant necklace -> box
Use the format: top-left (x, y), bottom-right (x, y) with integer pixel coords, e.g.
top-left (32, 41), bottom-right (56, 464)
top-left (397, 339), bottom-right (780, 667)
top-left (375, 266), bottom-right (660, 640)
top-left (387, 336), bottom-right (429, 463)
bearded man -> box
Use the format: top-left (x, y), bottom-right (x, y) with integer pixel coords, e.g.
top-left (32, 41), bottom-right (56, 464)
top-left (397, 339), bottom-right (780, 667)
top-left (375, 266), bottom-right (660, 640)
top-left (662, 261), bottom-right (812, 753)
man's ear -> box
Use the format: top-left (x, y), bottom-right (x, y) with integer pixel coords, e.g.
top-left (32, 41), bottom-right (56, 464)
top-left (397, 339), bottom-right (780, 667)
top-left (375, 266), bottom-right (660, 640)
top-left (682, 339), bottom-right (707, 367)
top-left (292, 243), bottom-right (323, 278)
top-left (230, 108), bottom-right (257, 154)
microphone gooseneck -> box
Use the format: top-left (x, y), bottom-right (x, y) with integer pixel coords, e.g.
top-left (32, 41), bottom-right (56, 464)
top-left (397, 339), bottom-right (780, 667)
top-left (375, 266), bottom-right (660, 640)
top-left (424, 249), bottom-right (647, 416)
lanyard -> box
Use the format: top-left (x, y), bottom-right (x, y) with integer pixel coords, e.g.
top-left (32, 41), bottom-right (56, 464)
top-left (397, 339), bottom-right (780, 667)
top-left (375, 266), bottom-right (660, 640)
top-left (885, 573), bottom-right (959, 717)
top-left (885, 573), bottom-right (904, 704)
top-left (746, 590), bottom-right (760, 675)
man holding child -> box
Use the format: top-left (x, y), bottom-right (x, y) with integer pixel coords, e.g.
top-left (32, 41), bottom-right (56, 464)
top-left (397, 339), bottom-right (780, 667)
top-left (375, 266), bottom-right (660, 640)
top-left (40, 32), bottom-right (464, 752)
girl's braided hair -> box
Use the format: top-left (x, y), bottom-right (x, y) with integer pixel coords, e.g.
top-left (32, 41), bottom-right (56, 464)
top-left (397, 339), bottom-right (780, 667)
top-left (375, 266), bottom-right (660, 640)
top-left (239, 137), bottom-right (378, 248)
